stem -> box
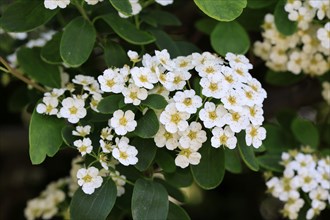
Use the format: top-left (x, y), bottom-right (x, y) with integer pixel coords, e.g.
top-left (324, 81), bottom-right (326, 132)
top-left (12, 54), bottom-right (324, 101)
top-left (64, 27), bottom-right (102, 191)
top-left (74, 1), bottom-right (91, 23)
top-left (0, 57), bottom-right (47, 93)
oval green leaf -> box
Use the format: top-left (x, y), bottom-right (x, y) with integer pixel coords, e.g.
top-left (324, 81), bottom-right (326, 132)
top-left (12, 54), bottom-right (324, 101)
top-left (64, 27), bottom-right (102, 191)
top-left (146, 10), bottom-right (181, 26)
top-left (97, 94), bottom-right (124, 114)
top-left (195, 18), bottom-right (218, 35)
top-left (104, 40), bottom-right (129, 67)
top-left (224, 148), bottom-right (242, 174)
top-left (149, 29), bottom-right (181, 57)
top-left (141, 94), bottom-right (168, 110)
top-left (0, 0), bottom-right (59, 32)
top-left (41, 32), bottom-right (63, 64)
top-left (237, 132), bottom-right (259, 171)
top-left (132, 179), bottom-right (169, 220)
top-left (132, 137), bottom-right (157, 171)
top-left (265, 70), bottom-right (305, 86)
top-left (60, 17), bottom-right (96, 67)
top-left (247, 0), bottom-right (277, 9)
top-left (70, 178), bottom-right (117, 220)
top-left (211, 21), bottom-right (250, 56)
top-left (101, 13), bottom-right (155, 45)
top-left (17, 47), bottom-right (61, 88)
top-left (274, 0), bottom-right (297, 36)
top-left (191, 143), bottom-right (225, 189)
top-left (291, 118), bottom-right (319, 149)
top-left (29, 107), bottom-right (65, 164)
top-left (168, 202), bottom-right (191, 220)
top-left (134, 109), bottom-right (159, 138)
top-left (193, 0), bottom-right (247, 21)
top-left (155, 179), bottom-right (186, 203)
top-left (257, 154), bottom-right (283, 172)
top-left (164, 167), bottom-right (193, 188)
top-left (155, 149), bottom-right (176, 173)
top-left (109, 0), bottom-right (132, 16)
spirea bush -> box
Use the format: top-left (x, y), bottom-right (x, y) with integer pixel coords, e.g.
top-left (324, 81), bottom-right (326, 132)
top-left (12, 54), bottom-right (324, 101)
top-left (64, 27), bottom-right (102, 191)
top-left (0, 0), bottom-right (329, 220)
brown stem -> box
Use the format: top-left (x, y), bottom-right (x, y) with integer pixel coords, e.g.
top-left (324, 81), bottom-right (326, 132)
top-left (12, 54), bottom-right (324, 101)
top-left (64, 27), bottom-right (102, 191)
top-left (0, 57), bottom-right (47, 93)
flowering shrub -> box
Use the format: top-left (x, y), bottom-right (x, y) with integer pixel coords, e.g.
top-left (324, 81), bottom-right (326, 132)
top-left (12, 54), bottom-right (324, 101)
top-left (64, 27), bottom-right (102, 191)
top-left (266, 150), bottom-right (330, 220)
top-left (0, 0), bottom-right (329, 219)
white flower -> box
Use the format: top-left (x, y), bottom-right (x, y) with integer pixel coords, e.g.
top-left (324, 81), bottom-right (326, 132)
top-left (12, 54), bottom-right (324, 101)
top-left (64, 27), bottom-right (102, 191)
top-left (179, 122), bottom-right (207, 150)
top-left (155, 49), bottom-right (174, 70)
top-left (224, 110), bottom-right (249, 133)
top-left (199, 102), bottom-right (227, 128)
top-left (221, 89), bottom-right (245, 112)
top-left (173, 89), bottom-right (202, 114)
top-left (155, 0), bottom-right (173, 6)
top-left (122, 83), bottom-right (148, 105)
top-left (245, 105), bottom-right (264, 126)
top-left (99, 154), bottom-right (109, 170)
top-left (225, 52), bottom-right (253, 70)
top-left (44, 0), bottom-right (70, 10)
top-left (112, 137), bottom-right (138, 166)
top-left (317, 22), bottom-right (330, 49)
top-left (110, 171), bottom-right (126, 197)
top-left (154, 125), bottom-right (180, 150)
top-left (131, 66), bottom-right (158, 89)
top-left (98, 68), bottom-right (125, 93)
top-left (127, 50), bottom-right (140, 62)
top-left (162, 70), bottom-right (191, 91)
top-left (109, 110), bottom-right (137, 135)
top-left (245, 125), bottom-right (266, 148)
top-left (45, 88), bottom-right (65, 98)
top-left (72, 125), bottom-right (91, 137)
top-left (159, 103), bottom-right (190, 133)
top-left (175, 147), bottom-right (201, 168)
top-left (36, 97), bottom-right (59, 115)
top-left (85, 0), bottom-right (104, 5)
top-left (72, 75), bottom-right (96, 86)
top-left (119, 0), bottom-right (142, 18)
top-left (211, 126), bottom-right (237, 149)
top-left (195, 60), bottom-right (222, 79)
top-left (200, 76), bottom-right (227, 99)
top-left (100, 139), bottom-right (114, 153)
top-left (77, 167), bottom-right (103, 194)
top-left (85, 81), bottom-right (103, 95)
top-left (172, 56), bottom-right (195, 71)
top-left (100, 127), bottom-right (113, 141)
top-left (59, 97), bottom-right (87, 123)
top-left (90, 93), bottom-right (102, 112)
top-left (73, 138), bottom-right (93, 156)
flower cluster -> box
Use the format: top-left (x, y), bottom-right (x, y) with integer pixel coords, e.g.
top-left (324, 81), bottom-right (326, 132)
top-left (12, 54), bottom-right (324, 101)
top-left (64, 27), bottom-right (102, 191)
top-left (36, 49), bottom-right (266, 192)
top-left (24, 178), bottom-right (69, 220)
top-left (44, 0), bottom-right (104, 10)
top-left (266, 150), bottom-right (330, 220)
top-left (254, 1), bottom-right (330, 76)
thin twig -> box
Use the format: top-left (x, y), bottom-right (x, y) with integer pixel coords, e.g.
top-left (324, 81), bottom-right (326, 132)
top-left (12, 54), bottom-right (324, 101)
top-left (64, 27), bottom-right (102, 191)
top-left (0, 56), bottom-right (47, 93)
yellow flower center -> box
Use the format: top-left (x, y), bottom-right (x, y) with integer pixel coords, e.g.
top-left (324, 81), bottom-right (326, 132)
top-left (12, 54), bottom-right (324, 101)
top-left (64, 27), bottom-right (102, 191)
top-left (183, 98), bottom-right (192, 106)
top-left (171, 113), bottom-right (181, 124)
top-left (209, 82), bottom-right (218, 91)
top-left (83, 174), bottom-right (92, 183)
top-left (249, 107), bottom-right (256, 117)
top-left (129, 92), bottom-right (138, 100)
top-left (139, 75), bottom-right (148, 83)
top-left (232, 112), bottom-right (240, 122)
top-left (174, 76), bottom-right (182, 85)
top-left (180, 61), bottom-right (188, 68)
top-left (119, 151), bottom-right (128, 160)
top-left (69, 106), bottom-right (78, 115)
top-left (46, 104), bottom-right (53, 113)
top-left (245, 91), bottom-right (253, 99)
top-left (249, 127), bottom-right (258, 137)
top-left (205, 66), bottom-right (215, 74)
top-left (208, 111), bottom-right (217, 120)
top-left (164, 132), bottom-right (173, 140)
top-left (119, 117), bottom-right (127, 126)
top-left (228, 96), bottom-right (236, 105)
top-left (225, 75), bottom-right (234, 83)
top-left (180, 148), bottom-right (192, 157)
top-left (106, 79), bottom-right (115, 88)
top-left (220, 134), bottom-right (228, 144)
top-left (188, 131), bottom-right (197, 140)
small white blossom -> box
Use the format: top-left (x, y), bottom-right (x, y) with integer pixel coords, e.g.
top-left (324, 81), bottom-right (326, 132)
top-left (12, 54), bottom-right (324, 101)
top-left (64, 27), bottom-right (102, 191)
top-left (85, 0), bottom-right (104, 5)
top-left (159, 103), bottom-right (190, 133)
top-left (36, 97), bottom-right (59, 115)
top-left (127, 50), bottom-right (140, 62)
top-left (154, 125), bottom-right (180, 150)
top-left (199, 102), bottom-right (227, 128)
top-left (110, 171), bottom-right (126, 197)
top-left (173, 89), bottom-right (202, 114)
top-left (72, 125), bottom-right (91, 137)
top-left (77, 167), bottom-right (103, 194)
top-left (59, 97), bottom-right (87, 123)
top-left (112, 137), bottom-right (138, 166)
top-left (245, 125), bottom-right (266, 148)
top-left (44, 0), bottom-right (70, 10)
top-left (175, 146), bottom-right (201, 168)
top-left (110, 110), bottom-right (137, 135)
top-left (122, 83), bottom-right (148, 105)
top-left (98, 68), bottom-right (125, 93)
top-left (179, 122), bottom-right (207, 150)
top-left (211, 126), bottom-right (237, 149)
top-left (73, 138), bottom-right (93, 156)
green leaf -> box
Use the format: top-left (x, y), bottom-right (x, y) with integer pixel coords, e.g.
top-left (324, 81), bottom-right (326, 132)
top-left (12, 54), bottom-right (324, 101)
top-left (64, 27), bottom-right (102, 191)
top-left (155, 179), bottom-right (186, 203)
top-left (8, 87), bottom-right (29, 112)
top-left (70, 178), bottom-right (117, 220)
top-left (60, 17), bottom-right (96, 67)
top-left (195, 18), bottom-right (218, 35)
top-left (167, 202), bottom-right (191, 220)
top-left (176, 41), bottom-right (201, 56)
top-left (237, 7), bottom-right (268, 31)
top-left (274, 0), bottom-right (297, 36)
top-left (149, 29), bottom-right (181, 57)
top-left (141, 94), bottom-right (168, 110)
top-left (193, 0), bottom-right (247, 21)
top-left (155, 149), bottom-right (176, 173)
top-left (17, 47), bottom-right (61, 88)
top-left (224, 148), bottom-right (242, 174)
top-left (61, 126), bottom-right (75, 147)
top-left (134, 109), bottom-right (159, 138)
top-left (263, 124), bottom-right (291, 152)
top-left (29, 108), bottom-right (65, 164)
top-left (164, 168), bottom-right (193, 188)
top-left (132, 138), bottom-right (157, 171)
top-left (41, 32), bottom-right (63, 64)
top-left (104, 40), bottom-right (129, 67)
top-left (211, 21), bottom-right (250, 56)
top-left (237, 132), bottom-right (259, 171)
top-left (265, 70), bottom-right (305, 86)
top-left (0, 0), bottom-right (58, 32)
top-left (101, 13), bottom-right (155, 45)
top-left (257, 154), bottom-right (283, 172)
top-left (291, 118), bottom-right (319, 148)
top-left (109, 0), bottom-right (132, 16)
top-left (146, 10), bottom-right (181, 26)
top-left (191, 144), bottom-right (225, 189)
top-left (132, 179), bottom-right (169, 220)
top-left (97, 94), bottom-right (124, 114)
top-left (247, 0), bottom-right (277, 9)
